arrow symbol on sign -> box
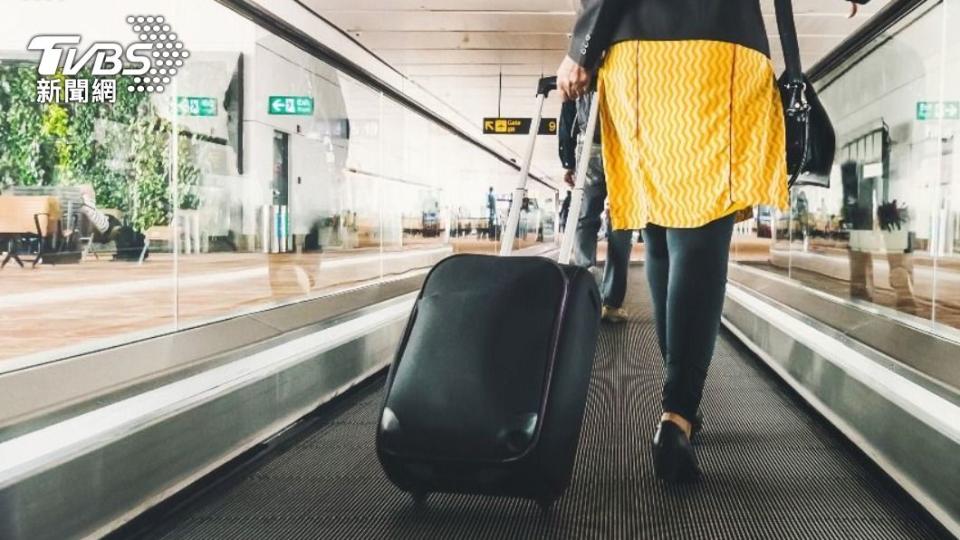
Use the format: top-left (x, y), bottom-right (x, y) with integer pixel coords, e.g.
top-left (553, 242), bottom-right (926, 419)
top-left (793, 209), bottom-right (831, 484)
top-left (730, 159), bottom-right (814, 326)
top-left (485, 120), bottom-right (494, 131)
top-left (946, 102), bottom-right (959, 119)
top-left (271, 99), bottom-right (284, 113)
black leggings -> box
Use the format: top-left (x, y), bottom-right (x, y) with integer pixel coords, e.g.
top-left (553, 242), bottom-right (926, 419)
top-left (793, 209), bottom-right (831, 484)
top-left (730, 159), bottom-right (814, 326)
top-left (641, 213), bottom-right (736, 421)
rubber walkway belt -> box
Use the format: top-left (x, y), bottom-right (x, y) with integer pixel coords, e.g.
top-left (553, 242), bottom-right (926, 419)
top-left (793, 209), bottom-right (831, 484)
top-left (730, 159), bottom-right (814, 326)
top-left (140, 270), bottom-right (948, 539)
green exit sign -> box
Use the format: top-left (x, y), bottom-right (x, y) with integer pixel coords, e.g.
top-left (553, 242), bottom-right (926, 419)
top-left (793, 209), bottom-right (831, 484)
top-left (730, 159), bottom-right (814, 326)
top-left (917, 100), bottom-right (960, 120)
top-left (177, 97), bottom-right (217, 117)
top-left (269, 96), bottom-right (314, 116)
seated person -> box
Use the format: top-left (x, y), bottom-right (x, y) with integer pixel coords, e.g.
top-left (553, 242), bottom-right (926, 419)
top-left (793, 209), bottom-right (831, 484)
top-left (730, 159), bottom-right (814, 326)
top-left (79, 193), bottom-right (122, 243)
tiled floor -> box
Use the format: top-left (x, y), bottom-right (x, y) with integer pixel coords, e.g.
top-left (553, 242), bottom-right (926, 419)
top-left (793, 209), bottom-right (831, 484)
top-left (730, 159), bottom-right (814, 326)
top-left (6, 235), bottom-right (919, 367)
top-left (0, 235), bottom-right (775, 365)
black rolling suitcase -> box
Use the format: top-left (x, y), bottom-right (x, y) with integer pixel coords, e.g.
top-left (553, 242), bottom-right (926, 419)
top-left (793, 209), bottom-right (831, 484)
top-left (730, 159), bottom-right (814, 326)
top-left (377, 77), bottom-right (603, 508)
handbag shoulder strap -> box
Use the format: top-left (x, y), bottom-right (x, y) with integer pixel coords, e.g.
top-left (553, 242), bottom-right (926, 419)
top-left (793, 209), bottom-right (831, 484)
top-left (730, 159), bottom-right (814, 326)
top-left (774, 0), bottom-right (803, 82)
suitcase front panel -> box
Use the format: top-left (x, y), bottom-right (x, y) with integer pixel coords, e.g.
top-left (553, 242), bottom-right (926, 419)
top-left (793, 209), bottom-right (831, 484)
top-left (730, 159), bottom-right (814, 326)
top-left (380, 255), bottom-right (568, 463)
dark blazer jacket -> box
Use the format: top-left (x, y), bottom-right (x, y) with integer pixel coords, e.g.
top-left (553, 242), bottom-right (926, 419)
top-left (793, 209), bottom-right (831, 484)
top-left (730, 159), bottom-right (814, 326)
top-left (559, 95), bottom-right (601, 171)
top-left (569, 0), bottom-right (871, 70)
top-left (558, 100), bottom-right (578, 171)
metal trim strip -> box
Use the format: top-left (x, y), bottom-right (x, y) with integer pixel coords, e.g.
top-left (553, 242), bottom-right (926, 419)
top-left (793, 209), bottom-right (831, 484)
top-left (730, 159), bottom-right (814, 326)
top-left (0, 270), bottom-right (428, 378)
top-left (725, 284), bottom-right (960, 442)
top-left (723, 283), bottom-right (960, 536)
top-left (731, 262), bottom-right (960, 347)
top-left (0, 296), bottom-right (415, 488)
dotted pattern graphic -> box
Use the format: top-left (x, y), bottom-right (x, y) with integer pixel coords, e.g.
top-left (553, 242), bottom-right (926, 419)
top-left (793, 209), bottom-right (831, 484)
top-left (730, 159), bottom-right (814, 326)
top-left (125, 15), bottom-right (190, 94)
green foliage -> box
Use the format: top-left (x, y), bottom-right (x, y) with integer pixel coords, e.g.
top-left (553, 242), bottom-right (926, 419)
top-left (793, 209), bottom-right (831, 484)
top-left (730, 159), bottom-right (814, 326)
top-left (66, 73), bottom-right (151, 212)
top-left (0, 66), bottom-right (202, 231)
top-left (0, 65), bottom-right (53, 186)
top-left (41, 102), bottom-right (70, 180)
top-left (121, 103), bottom-right (201, 231)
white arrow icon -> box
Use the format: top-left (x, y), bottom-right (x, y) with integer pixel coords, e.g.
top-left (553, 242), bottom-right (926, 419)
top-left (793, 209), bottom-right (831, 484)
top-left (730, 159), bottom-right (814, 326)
top-left (271, 99), bottom-right (285, 113)
top-left (945, 102), bottom-right (959, 119)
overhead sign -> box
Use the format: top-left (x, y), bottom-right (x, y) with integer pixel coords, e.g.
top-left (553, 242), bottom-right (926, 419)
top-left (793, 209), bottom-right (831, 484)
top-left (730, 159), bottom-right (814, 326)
top-left (484, 117), bottom-right (529, 134)
top-left (176, 97), bottom-right (217, 117)
top-left (538, 118), bottom-right (558, 135)
top-left (483, 117), bottom-right (558, 135)
top-left (317, 118), bottom-right (350, 139)
top-left (917, 101), bottom-right (960, 121)
top-left (269, 96), bottom-right (315, 116)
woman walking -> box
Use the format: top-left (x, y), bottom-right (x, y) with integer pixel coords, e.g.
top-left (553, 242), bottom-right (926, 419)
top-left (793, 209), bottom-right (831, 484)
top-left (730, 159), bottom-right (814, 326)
top-left (557, 0), bottom-right (866, 483)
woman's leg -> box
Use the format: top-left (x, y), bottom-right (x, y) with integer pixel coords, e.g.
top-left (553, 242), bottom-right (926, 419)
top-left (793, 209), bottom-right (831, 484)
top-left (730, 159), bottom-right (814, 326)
top-left (574, 154), bottom-right (607, 268)
top-left (661, 213), bottom-right (736, 423)
top-left (600, 229), bottom-right (633, 308)
top-left (641, 224), bottom-right (669, 360)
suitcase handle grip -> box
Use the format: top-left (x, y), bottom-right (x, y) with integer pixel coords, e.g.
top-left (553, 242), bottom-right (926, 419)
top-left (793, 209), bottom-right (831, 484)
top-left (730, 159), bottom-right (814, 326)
top-left (537, 76), bottom-right (557, 97)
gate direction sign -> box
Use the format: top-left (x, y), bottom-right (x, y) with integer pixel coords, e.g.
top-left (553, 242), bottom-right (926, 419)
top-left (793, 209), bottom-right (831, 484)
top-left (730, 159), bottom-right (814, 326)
top-left (484, 117), bottom-right (558, 135)
top-left (917, 101), bottom-right (960, 121)
top-left (484, 117), bottom-right (530, 134)
top-left (176, 97), bottom-right (217, 117)
top-left (538, 118), bottom-right (558, 135)
top-left (269, 96), bottom-right (315, 116)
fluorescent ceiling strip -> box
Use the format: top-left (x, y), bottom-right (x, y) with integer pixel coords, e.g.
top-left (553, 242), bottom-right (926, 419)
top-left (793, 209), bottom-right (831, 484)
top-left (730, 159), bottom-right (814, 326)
top-left (0, 296), bottom-right (415, 488)
top-left (726, 284), bottom-right (960, 443)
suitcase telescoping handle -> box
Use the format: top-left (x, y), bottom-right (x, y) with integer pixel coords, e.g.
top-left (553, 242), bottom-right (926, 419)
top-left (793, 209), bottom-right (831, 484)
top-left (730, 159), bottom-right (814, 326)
top-left (498, 76), bottom-right (600, 267)
top-left (499, 76), bottom-right (557, 257)
top-left (557, 93), bottom-right (600, 265)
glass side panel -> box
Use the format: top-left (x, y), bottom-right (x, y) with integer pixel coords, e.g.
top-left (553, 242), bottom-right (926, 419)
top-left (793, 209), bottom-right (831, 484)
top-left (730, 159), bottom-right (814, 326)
top-left (736, 2), bottom-right (960, 340)
top-left (0, 0), bottom-right (553, 375)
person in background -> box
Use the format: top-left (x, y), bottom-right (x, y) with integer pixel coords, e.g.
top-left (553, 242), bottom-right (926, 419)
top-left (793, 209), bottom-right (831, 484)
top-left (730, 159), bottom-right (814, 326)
top-left (558, 0), bottom-right (864, 483)
top-left (558, 95), bottom-right (633, 323)
top-left (79, 193), bottom-right (119, 242)
top-left (517, 196), bottom-right (530, 240)
top-left (486, 186), bottom-right (497, 240)
top-left (559, 190), bottom-right (572, 232)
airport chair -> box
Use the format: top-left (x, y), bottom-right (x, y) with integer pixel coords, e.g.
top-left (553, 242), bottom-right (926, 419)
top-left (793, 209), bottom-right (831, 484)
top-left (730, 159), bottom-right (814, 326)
top-left (0, 196), bottom-right (60, 269)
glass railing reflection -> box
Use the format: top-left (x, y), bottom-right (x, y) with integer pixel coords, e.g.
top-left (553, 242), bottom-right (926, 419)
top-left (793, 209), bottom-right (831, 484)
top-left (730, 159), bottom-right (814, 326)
top-left (728, 2), bottom-right (960, 336)
top-left (0, 0), bottom-right (556, 368)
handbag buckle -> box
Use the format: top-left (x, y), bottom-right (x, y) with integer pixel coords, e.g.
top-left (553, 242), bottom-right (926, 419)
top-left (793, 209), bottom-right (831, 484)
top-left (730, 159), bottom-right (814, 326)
top-left (786, 80), bottom-right (810, 118)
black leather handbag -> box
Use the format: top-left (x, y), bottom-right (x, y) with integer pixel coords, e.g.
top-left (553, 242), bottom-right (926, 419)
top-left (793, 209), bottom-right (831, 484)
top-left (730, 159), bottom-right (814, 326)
top-left (774, 0), bottom-right (838, 188)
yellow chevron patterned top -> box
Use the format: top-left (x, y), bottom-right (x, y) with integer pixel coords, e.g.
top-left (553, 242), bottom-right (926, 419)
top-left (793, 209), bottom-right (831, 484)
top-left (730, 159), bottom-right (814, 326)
top-left (598, 40), bottom-right (790, 229)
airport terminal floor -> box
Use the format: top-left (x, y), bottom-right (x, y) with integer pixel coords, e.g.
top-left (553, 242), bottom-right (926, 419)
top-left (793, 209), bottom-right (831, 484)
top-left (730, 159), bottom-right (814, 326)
top-left (2, 0), bottom-right (960, 539)
top-left (118, 269), bottom-right (948, 540)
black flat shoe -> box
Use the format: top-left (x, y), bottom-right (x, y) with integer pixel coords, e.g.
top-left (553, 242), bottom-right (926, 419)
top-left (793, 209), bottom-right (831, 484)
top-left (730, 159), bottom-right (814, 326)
top-left (690, 411), bottom-right (704, 442)
top-left (652, 421), bottom-right (701, 483)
